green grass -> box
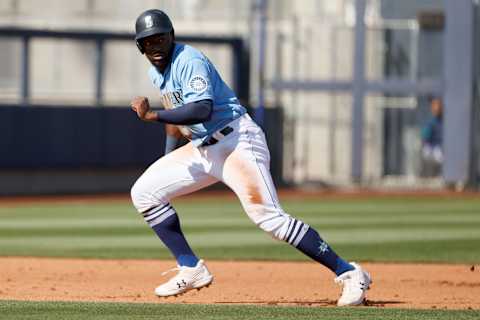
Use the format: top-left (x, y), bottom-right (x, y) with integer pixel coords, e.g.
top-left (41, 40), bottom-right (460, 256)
top-left (1, 197), bottom-right (480, 262)
top-left (0, 300), bottom-right (478, 320)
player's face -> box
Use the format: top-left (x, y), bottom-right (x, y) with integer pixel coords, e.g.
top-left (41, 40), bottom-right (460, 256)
top-left (142, 32), bottom-right (174, 72)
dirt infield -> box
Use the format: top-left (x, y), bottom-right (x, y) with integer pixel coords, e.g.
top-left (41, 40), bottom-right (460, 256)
top-left (0, 257), bottom-right (478, 310)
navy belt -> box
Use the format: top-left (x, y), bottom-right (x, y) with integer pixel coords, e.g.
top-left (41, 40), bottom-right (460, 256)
top-left (202, 126), bottom-right (234, 146)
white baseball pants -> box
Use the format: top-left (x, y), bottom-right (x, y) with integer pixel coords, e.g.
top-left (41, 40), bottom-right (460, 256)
top-left (131, 114), bottom-right (309, 245)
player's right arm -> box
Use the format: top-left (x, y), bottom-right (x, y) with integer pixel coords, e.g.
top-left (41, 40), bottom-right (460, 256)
top-left (130, 96), bottom-right (212, 124)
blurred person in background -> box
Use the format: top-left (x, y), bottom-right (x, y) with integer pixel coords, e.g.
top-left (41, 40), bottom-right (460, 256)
top-left (420, 96), bottom-right (443, 177)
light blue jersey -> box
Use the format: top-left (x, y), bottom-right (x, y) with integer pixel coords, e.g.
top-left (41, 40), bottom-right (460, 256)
top-left (148, 43), bottom-right (246, 146)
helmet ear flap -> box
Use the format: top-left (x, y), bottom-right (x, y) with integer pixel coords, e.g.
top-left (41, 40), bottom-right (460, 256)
top-left (136, 41), bottom-right (145, 54)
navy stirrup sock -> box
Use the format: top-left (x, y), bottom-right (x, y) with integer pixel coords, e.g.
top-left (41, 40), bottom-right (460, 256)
top-left (142, 204), bottom-right (199, 267)
top-left (295, 227), bottom-right (354, 276)
top-left (152, 214), bottom-right (199, 267)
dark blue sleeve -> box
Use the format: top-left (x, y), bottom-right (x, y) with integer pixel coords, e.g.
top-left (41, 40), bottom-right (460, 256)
top-left (156, 99), bottom-right (213, 125)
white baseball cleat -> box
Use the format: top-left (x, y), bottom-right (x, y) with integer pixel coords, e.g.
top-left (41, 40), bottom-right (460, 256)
top-left (334, 262), bottom-right (372, 306)
top-left (155, 259), bottom-right (213, 297)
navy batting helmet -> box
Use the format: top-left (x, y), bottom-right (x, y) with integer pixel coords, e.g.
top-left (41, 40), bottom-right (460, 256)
top-left (135, 9), bottom-right (174, 54)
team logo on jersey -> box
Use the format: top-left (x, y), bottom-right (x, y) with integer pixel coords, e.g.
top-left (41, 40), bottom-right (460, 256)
top-left (145, 16), bottom-right (153, 28)
top-left (188, 75), bottom-right (208, 93)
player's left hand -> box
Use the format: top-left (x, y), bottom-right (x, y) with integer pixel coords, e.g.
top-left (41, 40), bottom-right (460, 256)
top-left (131, 96), bottom-right (157, 121)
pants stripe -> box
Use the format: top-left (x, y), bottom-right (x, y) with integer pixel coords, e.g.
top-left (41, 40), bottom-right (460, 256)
top-left (246, 129), bottom-right (279, 211)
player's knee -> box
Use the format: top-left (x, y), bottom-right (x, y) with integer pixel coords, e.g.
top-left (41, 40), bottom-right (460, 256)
top-left (244, 204), bottom-right (292, 241)
top-left (257, 214), bottom-right (291, 241)
top-left (130, 181), bottom-right (144, 211)
top-left (130, 178), bottom-right (161, 213)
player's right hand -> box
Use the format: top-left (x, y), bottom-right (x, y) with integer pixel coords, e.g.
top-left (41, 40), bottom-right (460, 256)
top-left (131, 96), bottom-right (150, 118)
top-left (131, 96), bottom-right (158, 122)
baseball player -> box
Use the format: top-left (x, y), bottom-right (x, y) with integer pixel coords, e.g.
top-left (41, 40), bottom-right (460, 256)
top-left (130, 9), bottom-right (371, 306)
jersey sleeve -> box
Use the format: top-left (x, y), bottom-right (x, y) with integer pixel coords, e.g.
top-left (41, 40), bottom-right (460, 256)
top-left (179, 58), bottom-right (214, 104)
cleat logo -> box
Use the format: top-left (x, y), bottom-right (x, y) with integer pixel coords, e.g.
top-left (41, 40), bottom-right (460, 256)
top-left (176, 279), bottom-right (187, 289)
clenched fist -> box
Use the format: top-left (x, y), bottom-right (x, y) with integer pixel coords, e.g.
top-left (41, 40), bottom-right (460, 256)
top-left (130, 96), bottom-right (158, 121)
